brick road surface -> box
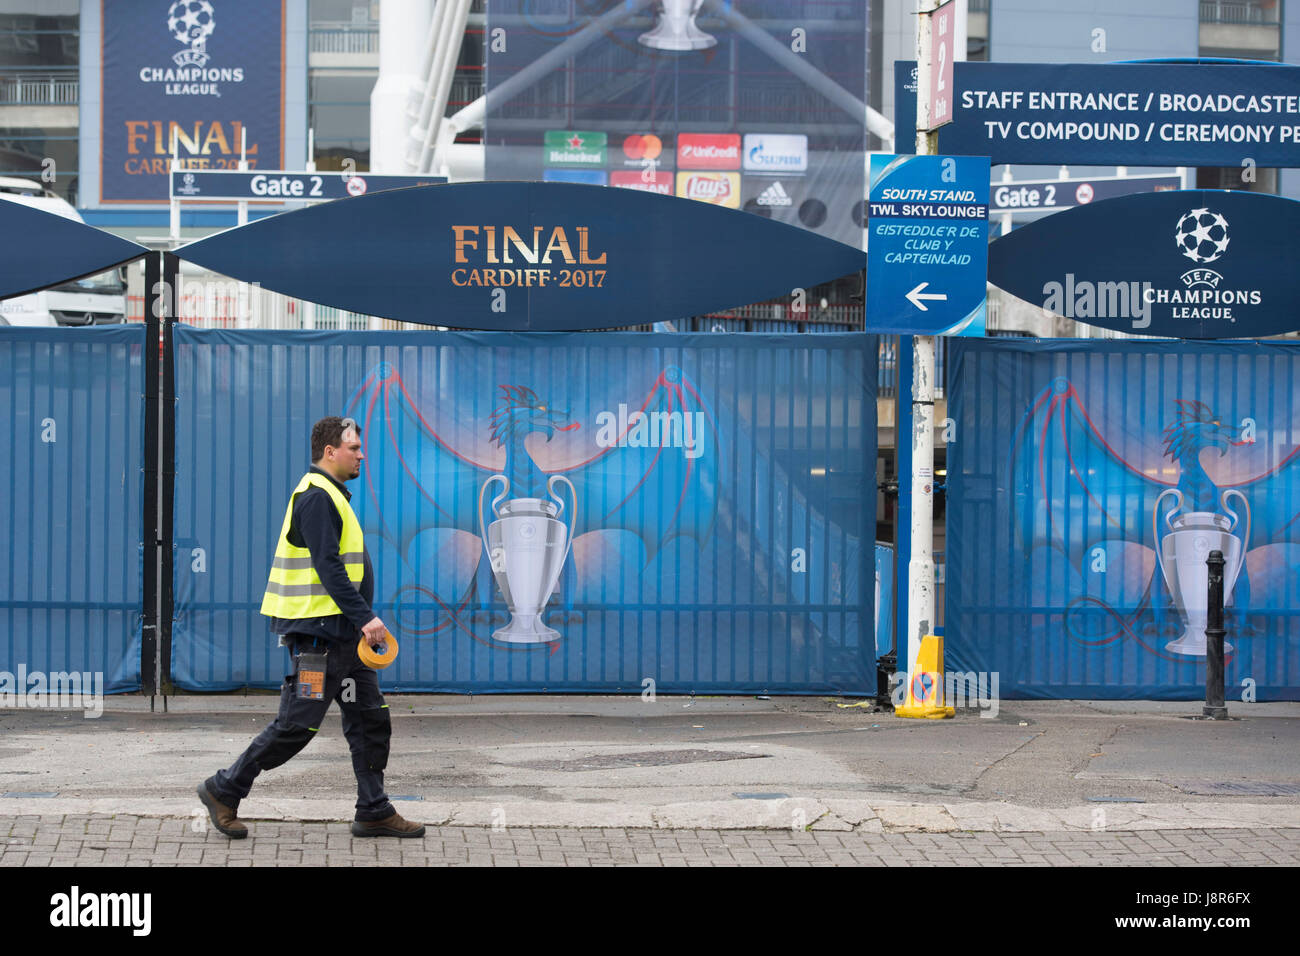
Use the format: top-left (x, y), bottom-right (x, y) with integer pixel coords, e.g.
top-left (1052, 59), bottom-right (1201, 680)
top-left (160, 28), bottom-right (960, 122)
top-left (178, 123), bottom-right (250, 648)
top-left (2, 815), bottom-right (1299, 866)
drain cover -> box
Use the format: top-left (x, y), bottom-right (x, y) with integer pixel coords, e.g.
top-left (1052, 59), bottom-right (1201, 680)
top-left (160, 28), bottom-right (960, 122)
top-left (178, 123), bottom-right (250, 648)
top-left (515, 749), bottom-right (768, 771)
top-left (2, 792), bottom-right (58, 798)
top-left (1178, 781), bottom-right (1300, 797)
top-left (1087, 796), bottom-right (1146, 803)
top-left (733, 792), bottom-right (790, 800)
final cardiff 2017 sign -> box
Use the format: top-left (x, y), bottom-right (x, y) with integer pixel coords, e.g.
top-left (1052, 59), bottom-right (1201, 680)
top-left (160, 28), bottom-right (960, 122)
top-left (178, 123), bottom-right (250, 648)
top-left (989, 190), bottom-right (1300, 339)
top-left (174, 181), bottom-right (868, 330)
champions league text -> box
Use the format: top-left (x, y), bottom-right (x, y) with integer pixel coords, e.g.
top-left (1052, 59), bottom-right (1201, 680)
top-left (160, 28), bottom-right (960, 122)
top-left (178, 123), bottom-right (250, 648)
top-left (451, 225), bottom-right (608, 288)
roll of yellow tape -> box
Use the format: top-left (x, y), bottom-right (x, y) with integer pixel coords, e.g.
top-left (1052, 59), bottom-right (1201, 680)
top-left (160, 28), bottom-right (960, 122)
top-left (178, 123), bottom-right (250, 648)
top-left (358, 632), bottom-right (398, 669)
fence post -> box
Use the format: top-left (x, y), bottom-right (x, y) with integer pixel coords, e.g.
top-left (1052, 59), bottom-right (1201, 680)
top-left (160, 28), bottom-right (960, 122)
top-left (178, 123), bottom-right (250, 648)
top-left (142, 252), bottom-right (160, 699)
top-left (141, 251), bottom-right (177, 706)
top-left (160, 253), bottom-right (179, 697)
top-left (1203, 549), bottom-right (1227, 720)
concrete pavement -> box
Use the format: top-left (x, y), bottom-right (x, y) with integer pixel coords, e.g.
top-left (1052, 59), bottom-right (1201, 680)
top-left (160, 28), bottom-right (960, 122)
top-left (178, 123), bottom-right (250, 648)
top-left (2, 694), bottom-right (1298, 864)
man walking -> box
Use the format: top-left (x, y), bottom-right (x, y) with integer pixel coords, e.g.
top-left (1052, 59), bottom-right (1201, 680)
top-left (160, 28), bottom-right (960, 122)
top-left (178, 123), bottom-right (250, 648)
top-left (198, 416), bottom-right (424, 839)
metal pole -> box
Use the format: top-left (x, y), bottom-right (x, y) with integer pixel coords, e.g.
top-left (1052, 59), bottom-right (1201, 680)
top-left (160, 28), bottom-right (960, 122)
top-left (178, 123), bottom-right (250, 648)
top-left (168, 141), bottom-right (180, 242)
top-left (159, 253), bottom-right (179, 703)
top-left (905, 0), bottom-right (941, 684)
top-left (142, 252), bottom-right (161, 699)
top-left (1204, 550), bottom-right (1227, 719)
top-left (237, 127), bottom-right (249, 227)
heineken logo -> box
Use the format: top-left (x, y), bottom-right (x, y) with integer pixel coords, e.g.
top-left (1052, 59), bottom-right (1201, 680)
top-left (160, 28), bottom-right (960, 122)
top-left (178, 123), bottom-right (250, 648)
top-left (544, 130), bottom-right (607, 167)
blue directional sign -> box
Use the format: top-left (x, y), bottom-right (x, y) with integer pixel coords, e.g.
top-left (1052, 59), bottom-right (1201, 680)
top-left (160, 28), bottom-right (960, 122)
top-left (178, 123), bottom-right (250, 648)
top-left (866, 154), bottom-right (990, 334)
top-left (169, 169), bottom-right (446, 202)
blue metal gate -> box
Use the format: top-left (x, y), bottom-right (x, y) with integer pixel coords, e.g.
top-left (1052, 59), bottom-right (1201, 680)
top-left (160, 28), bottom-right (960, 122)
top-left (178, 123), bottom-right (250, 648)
top-left (0, 327), bottom-right (145, 691)
top-left (169, 328), bottom-right (877, 694)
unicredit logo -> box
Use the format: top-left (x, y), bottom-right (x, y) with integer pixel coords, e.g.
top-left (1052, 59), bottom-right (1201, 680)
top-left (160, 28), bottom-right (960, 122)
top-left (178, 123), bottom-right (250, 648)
top-left (683, 144), bottom-right (738, 159)
top-left (678, 133), bottom-right (741, 169)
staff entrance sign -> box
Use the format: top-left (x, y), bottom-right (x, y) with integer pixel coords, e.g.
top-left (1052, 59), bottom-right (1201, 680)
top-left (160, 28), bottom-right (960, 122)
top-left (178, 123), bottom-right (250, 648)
top-left (866, 154), bottom-right (990, 334)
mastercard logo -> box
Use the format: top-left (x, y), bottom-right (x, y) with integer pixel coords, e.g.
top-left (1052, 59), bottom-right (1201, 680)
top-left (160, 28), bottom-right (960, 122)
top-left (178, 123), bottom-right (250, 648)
top-left (623, 134), bottom-right (664, 161)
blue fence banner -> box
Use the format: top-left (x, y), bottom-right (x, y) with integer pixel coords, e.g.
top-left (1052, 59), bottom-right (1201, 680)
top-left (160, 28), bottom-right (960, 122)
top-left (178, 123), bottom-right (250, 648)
top-left (101, 0), bottom-right (285, 203)
top-left (947, 338), bottom-right (1300, 700)
top-left (173, 182), bottom-right (867, 330)
top-left (0, 202), bottom-right (146, 300)
top-left (875, 543), bottom-right (895, 659)
top-left (170, 328), bottom-right (877, 694)
top-left (0, 327), bottom-right (145, 693)
top-left (989, 190), bottom-right (1300, 339)
top-left (896, 60), bottom-right (1300, 168)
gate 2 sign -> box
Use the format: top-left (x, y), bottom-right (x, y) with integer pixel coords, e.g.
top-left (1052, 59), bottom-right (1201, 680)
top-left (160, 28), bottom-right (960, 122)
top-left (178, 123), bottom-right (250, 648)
top-left (866, 154), bottom-right (990, 335)
top-left (989, 190), bottom-right (1300, 339)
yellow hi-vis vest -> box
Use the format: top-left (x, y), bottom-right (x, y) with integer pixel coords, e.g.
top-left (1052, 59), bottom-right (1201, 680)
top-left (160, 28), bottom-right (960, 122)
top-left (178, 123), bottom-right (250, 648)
top-left (260, 473), bottom-right (366, 619)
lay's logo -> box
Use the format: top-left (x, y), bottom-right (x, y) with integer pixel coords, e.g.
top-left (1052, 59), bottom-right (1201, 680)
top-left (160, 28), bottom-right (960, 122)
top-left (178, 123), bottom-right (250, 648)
top-left (677, 171), bottom-right (740, 208)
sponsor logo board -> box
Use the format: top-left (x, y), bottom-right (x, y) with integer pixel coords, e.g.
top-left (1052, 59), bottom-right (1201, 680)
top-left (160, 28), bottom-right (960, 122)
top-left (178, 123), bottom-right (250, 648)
top-left (742, 134), bottom-right (808, 174)
top-left (754, 180), bottom-right (793, 207)
top-left (611, 170), bottom-right (673, 194)
top-left (677, 133), bottom-right (741, 169)
top-left (677, 171), bottom-right (740, 207)
top-left (544, 130), bottom-right (607, 167)
top-left (543, 168), bottom-right (607, 185)
top-left (620, 133), bottom-right (673, 169)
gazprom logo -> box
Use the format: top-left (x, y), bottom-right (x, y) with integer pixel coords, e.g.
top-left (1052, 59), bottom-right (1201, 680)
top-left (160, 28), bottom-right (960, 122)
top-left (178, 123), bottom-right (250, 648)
top-left (742, 134), bottom-right (808, 173)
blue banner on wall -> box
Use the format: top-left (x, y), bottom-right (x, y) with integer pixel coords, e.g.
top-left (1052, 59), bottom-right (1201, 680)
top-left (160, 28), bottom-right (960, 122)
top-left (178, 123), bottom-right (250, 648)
top-left (101, 0), bottom-right (285, 203)
top-left (990, 190), bottom-right (1300, 339)
top-left (896, 60), bottom-right (1300, 168)
top-left (0, 327), bottom-right (145, 694)
top-left (170, 329), bottom-right (876, 695)
top-left (947, 338), bottom-right (1300, 700)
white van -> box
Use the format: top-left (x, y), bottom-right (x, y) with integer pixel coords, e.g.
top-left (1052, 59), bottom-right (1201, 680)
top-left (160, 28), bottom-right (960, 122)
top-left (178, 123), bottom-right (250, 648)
top-left (0, 177), bottom-right (128, 328)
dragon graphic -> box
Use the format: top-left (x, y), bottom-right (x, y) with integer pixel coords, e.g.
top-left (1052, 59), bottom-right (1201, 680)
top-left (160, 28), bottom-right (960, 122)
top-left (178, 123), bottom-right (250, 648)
top-left (1010, 378), bottom-right (1300, 655)
top-left (341, 361), bottom-right (720, 647)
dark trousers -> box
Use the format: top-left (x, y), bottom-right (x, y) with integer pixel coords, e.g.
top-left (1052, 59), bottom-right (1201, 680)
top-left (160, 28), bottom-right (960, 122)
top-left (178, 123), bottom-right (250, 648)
top-left (209, 635), bottom-right (395, 821)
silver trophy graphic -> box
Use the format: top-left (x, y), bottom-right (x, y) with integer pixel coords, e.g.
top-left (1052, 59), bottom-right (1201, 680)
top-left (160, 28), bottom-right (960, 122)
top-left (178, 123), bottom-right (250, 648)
top-left (638, 0), bottom-right (717, 51)
top-left (1154, 488), bottom-right (1250, 656)
top-left (478, 474), bottom-right (577, 644)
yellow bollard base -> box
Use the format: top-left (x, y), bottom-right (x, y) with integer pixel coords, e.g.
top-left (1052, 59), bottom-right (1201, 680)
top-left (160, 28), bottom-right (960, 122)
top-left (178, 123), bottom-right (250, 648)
top-left (894, 703), bottom-right (955, 719)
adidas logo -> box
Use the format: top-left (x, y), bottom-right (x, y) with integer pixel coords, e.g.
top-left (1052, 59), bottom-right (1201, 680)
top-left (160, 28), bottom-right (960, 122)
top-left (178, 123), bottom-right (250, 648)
top-left (756, 181), bottom-right (792, 206)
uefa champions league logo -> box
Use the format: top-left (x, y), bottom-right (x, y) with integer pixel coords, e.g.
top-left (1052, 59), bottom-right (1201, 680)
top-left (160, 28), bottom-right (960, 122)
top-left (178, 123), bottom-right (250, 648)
top-left (1175, 207), bottom-right (1230, 265)
top-left (168, 0), bottom-right (216, 68)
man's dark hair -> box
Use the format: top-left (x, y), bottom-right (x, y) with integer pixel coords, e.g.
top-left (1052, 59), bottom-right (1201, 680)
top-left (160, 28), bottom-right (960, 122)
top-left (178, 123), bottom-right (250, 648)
top-left (311, 416), bottom-right (361, 462)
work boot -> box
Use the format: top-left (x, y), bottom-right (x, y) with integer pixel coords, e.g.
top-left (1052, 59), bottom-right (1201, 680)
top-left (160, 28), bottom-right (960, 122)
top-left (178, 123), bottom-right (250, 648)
top-left (351, 811), bottom-right (426, 838)
top-left (197, 779), bottom-right (248, 839)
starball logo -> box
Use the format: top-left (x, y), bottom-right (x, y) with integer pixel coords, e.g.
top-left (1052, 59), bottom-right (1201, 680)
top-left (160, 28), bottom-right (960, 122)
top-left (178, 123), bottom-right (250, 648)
top-left (138, 1), bottom-right (246, 96)
top-left (1041, 207), bottom-right (1260, 329)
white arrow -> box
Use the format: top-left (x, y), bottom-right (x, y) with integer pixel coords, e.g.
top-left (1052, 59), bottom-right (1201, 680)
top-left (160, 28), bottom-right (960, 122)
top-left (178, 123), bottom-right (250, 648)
top-left (906, 282), bottom-right (948, 312)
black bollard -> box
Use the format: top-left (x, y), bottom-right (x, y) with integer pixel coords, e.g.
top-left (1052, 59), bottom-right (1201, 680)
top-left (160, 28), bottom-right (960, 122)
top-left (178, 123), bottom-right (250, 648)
top-left (1203, 550), bottom-right (1228, 720)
